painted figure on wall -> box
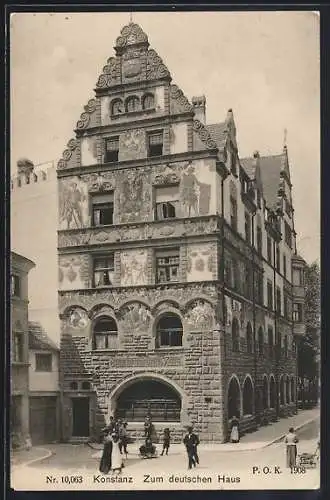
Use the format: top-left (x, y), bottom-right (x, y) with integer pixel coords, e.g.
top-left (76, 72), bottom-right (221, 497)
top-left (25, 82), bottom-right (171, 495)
top-left (121, 251), bottom-right (148, 287)
top-left (185, 300), bottom-right (214, 331)
top-left (120, 303), bottom-right (152, 333)
top-left (59, 180), bottom-right (86, 229)
top-left (120, 172), bottom-right (150, 223)
top-left (180, 164), bottom-right (211, 217)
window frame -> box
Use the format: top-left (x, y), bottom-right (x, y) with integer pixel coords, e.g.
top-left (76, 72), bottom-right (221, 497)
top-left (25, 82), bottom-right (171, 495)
top-left (155, 249), bottom-right (180, 284)
top-left (93, 255), bottom-right (115, 288)
top-left (35, 352), bottom-right (53, 372)
top-left (91, 192), bottom-right (114, 227)
top-left (148, 130), bottom-right (164, 158)
top-left (156, 313), bottom-right (183, 348)
top-left (11, 274), bottom-right (21, 298)
top-left (92, 316), bottom-right (118, 350)
top-left (104, 136), bottom-right (119, 163)
top-left (12, 332), bottom-right (24, 363)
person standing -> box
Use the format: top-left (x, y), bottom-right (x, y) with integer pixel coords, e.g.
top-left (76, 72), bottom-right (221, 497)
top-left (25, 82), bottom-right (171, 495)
top-left (160, 428), bottom-right (171, 456)
top-left (229, 416), bottom-right (240, 443)
top-left (183, 426), bottom-right (200, 469)
top-left (99, 429), bottom-right (113, 474)
top-left (284, 427), bottom-right (299, 468)
top-left (119, 422), bottom-right (129, 457)
top-left (144, 416), bottom-right (152, 439)
top-left (111, 433), bottom-right (124, 474)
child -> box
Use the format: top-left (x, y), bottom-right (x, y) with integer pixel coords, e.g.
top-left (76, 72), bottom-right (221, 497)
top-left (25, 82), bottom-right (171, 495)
top-left (160, 428), bottom-right (171, 456)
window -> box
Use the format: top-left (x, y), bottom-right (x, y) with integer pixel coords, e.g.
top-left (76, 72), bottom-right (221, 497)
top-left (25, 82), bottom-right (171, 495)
top-left (293, 303), bottom-right (303, 322)
top-left (111, 99), bottom-right (124, 116)
top-left (232, 258), bottom-right (239, 291)
top-left (256, 226), bottom-right (262, 255)
top-left (242, 378), bottom-right (253, 415)
top-left (230, 196), bottom-right (238, 231)
top-left (245, 265), bottom-right (253, 299)
top-left (70, 381), bottom-right (78, 391)
top-left (276, 246), bottom-right (280, 272)
top-left (156, 313), bottom-right (183, 347)
top-left (12, 332), bottom-right (24, 362)
top-left (11, 275), bottom-right (21, 297)
top-left (284, 336), bottom-right (288, 358)
top-left (232, 318), bottom-right (240, 353)
top-left (276, 287), bottom-right (281, 315)
top-left (125, 95), bottom-right (140, 113)
top-left (231, 152), bottom-right (237, 175)
top-left (81, 381), bottom-right (91, 390)
top-left (93, 256), bottom-right (115, 287)
top-left (148, 131), bottom-right (163, 157)
top-left (35, 353), bottom-right (52, 372)
top-left (284, 221), bottom-right (292, 248)
top-left (267, 236), bottom-right (272, 263)
top-left (258, 327), bottom-right (264, 356)
top-left (156, 249), bottom-right (179, 284)
top-left (283, 255), bottom-right (287, 278)
top-left (104, 137), bottom-right (119, 163)
top-left (293, 268), bottom-right (304, 286)
top-left (268, 327), bottom-right (274, 359)
top-left (267, 280), bottom-right (273, 310)
top-left (284, 293), bottom-right (291, 320)
top-left (93, 316), bottom-right (118, 350)
top-left (224, 256), bottom-right (233, 287)
top-left (142, 93), bottom-right (155, 110)
top-left (246, 322), bottom-right (253, 353)
top-left (154, 186), bottom-right (179, 220)
top-left (92, 193), bottom-right (114, 226)
top-left (245, 212), bottom-right (251, 243)
top-left (255, 271), bottom-right (264, 305)
top-left (277, 331), bottom-right (282, 358)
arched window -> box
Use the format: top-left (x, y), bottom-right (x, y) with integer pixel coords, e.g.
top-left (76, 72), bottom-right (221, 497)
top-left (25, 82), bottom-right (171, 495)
top-left (258, 327), bottom-right (264, 356)
top-left (243, 377), bottom-right (254, 415)
top-left (228, 376), bottom-right (241, 419)
top-left (262, 376), bottom-right (269, 409)
top-left (232, 318), bottom-right (240, 352)
top-left (270, 376), bottom-right (276, 408)
top-left (93, 316), bottom-right (118, 350)
top-left (268, 326), bottom-right (274, 359)
top-left (111, 99), bottom-right (123, 116)
top-left (246, 322), bottom-right (253, 353)
top-left (116, 379), bottom-right (181, 422)
top-left (280, 376), bottom-right (285, 405)
top-left (125, 95), bottom-right (140, 113)
top-left (286, 376), bottom-right (290, 404)
top-left (142, 93), bottom-right (155, 110)
top-left (156, 313), bottom-right (183, 348)
top-left (291, 377), bottom-right (295, 403)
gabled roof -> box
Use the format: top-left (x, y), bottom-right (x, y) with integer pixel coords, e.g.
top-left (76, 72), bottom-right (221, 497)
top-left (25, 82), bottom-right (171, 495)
top-left (241, 153), bottom-right (286, 210)
top-left (28, 322), bottom-right (59, 352)
top-left (206, 122), bottom-right (228, 151)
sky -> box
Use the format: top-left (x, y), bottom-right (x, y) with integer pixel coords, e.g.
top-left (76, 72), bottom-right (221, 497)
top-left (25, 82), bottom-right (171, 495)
top-left (10, 11), bottom-right (320, 264)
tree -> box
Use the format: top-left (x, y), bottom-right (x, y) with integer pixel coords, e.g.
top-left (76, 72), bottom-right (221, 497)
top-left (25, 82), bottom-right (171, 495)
top-left (297, 261), bottom-right (320, 407)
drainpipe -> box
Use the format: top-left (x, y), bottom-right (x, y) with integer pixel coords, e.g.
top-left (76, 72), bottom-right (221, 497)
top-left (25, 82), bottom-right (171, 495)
top-left (273, 238), bottom-right (279, 418)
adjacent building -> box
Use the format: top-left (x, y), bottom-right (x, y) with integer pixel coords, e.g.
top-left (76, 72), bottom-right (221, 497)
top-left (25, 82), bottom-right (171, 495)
top-left (28, 322), bottom-right (60, 444)
top-left (11, 251), bottom-right (35, 448)
top-left (57, 22), bottom-right (301, 442)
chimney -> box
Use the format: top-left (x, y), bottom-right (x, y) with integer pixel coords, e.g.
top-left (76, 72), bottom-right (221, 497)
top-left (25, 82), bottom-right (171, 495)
top-left (17, 158), bottom-right (34, 177)
top-left (192, 95), bottom-right (206, 124)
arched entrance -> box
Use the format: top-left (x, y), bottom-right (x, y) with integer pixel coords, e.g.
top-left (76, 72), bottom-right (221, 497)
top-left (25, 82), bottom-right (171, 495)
top-left (242, 377), bottom-right (254, 415)
top-left (270, 376), bottom-right (276, 409)
top-left (262, 376), bottom-right (269, 409)
top-left (113, 378), bottom-right (182, 422)
top-left (227, 376), bottom-right (241, 419)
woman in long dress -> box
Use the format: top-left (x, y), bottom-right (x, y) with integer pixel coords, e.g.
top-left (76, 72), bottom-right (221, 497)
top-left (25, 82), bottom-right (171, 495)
top-left (230, 416), bottom-right (240, 443)
top-left (111, 433), bottom-right (124, 474)
top-left (99, 431), bottom-right (113, 474)
top-left (284, 427), bottom-right (299, 468)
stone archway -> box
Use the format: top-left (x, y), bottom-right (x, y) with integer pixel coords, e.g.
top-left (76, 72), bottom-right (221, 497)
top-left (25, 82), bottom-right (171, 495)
top-left (108, 373), bottom-right (188, 423)
top-left (227, 375), bottom-right (241, 419)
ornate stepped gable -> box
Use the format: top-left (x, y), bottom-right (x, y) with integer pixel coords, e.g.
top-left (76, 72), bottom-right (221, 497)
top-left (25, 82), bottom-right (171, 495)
top-left (76, 98), bottom-right (99, 130)
top-left (57, 138), bottom-right (80, 170)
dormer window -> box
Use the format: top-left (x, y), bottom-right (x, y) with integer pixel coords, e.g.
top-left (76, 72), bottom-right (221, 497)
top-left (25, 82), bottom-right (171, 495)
top-left (126, 95), bottom-right (140, 113)
top-left (142, 93), bottom-right (155, 110)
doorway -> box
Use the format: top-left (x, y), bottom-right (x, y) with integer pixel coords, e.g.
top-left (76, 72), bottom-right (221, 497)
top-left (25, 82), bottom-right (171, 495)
top-left (72, 397), bottom-right (90, 437)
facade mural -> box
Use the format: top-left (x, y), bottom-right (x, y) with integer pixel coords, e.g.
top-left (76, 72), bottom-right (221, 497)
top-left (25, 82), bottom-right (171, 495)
top-left (186, 243), bottom-right (216, 282)
top-left (119, 302), bottom-right (152, 333)
top-left (119, 129), bottom-right (146, 162)
top-left (58, 255), bottom-right (87, 290)
top-left (119, 169), bottom-right (151, 223)
top-left (120, 249), bottom-right (148, 286)
top-left (185, 300), bottom-right (214, 332)
top-left (81, 136), bottom-right (98, 167)
top-left (58, 177), bottom-right (89, 230)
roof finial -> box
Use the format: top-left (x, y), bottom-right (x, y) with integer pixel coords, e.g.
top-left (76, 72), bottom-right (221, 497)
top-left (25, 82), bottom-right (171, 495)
top-left (283, 128), bottom-right (287, 150)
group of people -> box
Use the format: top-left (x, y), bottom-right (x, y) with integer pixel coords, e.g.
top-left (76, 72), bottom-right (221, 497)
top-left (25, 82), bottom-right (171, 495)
top-left (99, 415), bottom-right (201, 473)
top-left (99, 417), bottom-right (129, 475)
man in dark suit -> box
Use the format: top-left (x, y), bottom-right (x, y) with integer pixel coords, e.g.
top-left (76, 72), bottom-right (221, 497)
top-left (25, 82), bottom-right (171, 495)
top-left (183, 426), bottom-right (200, 469)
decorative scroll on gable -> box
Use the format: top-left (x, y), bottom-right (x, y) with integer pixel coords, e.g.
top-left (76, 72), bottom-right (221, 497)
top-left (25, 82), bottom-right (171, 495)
top-left (193, 119), bottom-right (218, 150)
top-left (115, 22), bottom-right (149, 49)
top-left (57, 138), bottom-right (80, 170)
top-left (170, 85), bottom-right (194, 115)
top-left (76, 99), bottom-right (99, 130)
top-left (96, 57), bottom-right (121, 89)
top-left (146, 49), bottom-right (170, 80)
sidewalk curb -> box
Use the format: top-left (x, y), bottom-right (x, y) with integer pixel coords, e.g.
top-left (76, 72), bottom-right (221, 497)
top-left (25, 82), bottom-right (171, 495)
top-left (262, 416), bottom-right (319, 449)
top-left (11, 448), bottom-right (53, 469)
